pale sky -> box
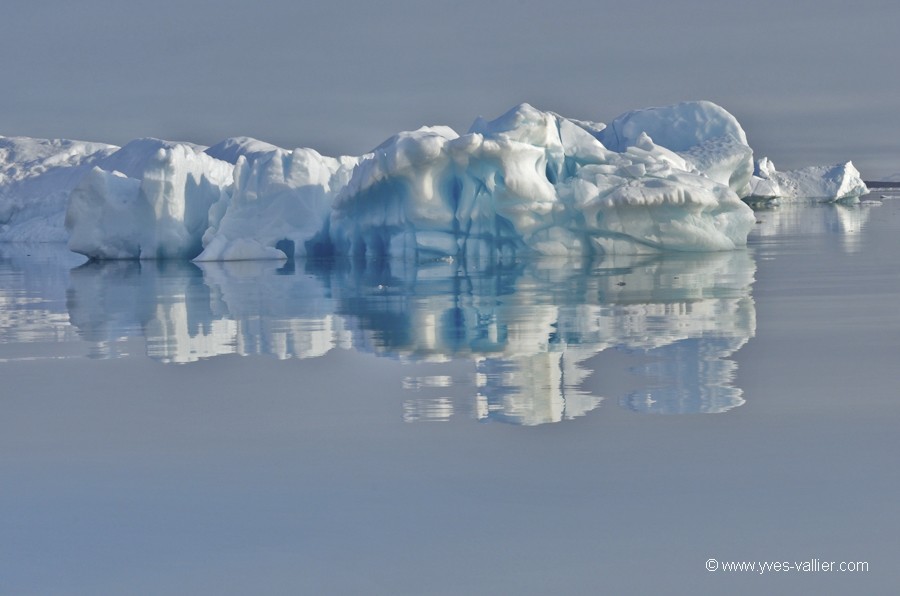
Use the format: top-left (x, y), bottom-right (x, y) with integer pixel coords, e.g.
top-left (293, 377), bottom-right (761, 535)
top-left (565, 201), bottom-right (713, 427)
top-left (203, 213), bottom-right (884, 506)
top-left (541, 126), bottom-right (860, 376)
top-left (2, 0), bottom-right (898, 177)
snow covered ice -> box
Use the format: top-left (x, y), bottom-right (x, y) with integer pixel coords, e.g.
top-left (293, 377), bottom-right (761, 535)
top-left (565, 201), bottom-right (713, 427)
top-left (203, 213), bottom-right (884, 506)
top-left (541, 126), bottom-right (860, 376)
top-left (0, 136), bottom-right (116, 242)
top-left (748, 157), bottom-right (868, 200)
top-left (196, 147), bottom-right (358, 261)
top-left (598, 100), bottom-right (755, 196)
top-left (0, 101), bottom-right (869, 261)
top-left (66, 140), bottom-right (233, 260)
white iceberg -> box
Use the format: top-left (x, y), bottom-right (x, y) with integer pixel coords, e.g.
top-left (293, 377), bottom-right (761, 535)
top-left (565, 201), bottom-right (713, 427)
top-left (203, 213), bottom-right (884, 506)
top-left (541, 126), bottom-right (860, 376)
top-left (598, 100), bottom-right (754, 196)
top-left (0, 100), bottom-right (869, 261)
top-left (196, 146), bottom-right (358, 261)
top-left (748, 157), bottom-right (868, 200)
top-left (0, 136), bottom-right (115, 242)
top-left (65, 140), bottom-right (233, 259)
top-left (204, 136), bottom-right (282, 165)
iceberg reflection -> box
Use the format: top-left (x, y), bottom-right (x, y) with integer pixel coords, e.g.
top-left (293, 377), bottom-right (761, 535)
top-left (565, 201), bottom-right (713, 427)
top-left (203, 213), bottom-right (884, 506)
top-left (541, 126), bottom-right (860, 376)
top-left (620, 338), bottom-right (745, 414)
top-left (0, 244), bottom-right (81, 347)
top-left (64, 251), bottom-right (757, 422)
top-left (750, 199), bottom-right (877, 253)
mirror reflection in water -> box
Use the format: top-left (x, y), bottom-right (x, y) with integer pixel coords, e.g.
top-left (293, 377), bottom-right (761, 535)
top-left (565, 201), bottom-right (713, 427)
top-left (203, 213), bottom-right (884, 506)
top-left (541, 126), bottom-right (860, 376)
top-left (64, 250), bottom-right (757, 423)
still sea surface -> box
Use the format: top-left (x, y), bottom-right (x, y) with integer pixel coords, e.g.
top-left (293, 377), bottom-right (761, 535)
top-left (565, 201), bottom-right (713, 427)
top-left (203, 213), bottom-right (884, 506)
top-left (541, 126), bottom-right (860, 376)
top-left (1, 195), bottom-right (898, 595)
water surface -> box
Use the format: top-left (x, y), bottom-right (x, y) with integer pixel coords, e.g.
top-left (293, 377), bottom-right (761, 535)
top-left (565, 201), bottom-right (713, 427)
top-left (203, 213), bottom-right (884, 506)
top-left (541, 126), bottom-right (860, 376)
top-left (1, 198), bottom-right (897, 594)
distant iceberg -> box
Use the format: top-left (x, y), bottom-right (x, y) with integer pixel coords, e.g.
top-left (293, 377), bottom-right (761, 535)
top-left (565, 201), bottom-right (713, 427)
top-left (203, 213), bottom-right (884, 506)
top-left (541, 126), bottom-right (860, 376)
top-left (0, 101), bottom-right (869, 260)
top-left (748, 157), bottom-right (868, 200)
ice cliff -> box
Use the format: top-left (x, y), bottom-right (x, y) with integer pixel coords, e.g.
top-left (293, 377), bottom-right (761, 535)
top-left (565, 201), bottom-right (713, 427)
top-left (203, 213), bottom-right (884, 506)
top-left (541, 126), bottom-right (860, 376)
top-left (196, 147), bottom-right (359, 261)
top-left (66, 140), bottom-right (233, 259)
top-left (0, 101), bottom-right (869, 260)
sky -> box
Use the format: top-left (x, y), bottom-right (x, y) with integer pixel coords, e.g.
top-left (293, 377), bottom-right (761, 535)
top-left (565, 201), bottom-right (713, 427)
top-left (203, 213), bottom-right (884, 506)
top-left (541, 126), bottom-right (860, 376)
top-left (1, 0), bottom-right (898, 177)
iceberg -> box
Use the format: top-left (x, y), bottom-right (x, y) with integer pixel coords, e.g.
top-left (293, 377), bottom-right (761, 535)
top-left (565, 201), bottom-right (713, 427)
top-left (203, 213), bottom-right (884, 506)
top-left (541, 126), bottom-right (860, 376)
top-left (196, 147), bottom-right (358, 261)
top-left (65, 140), bottom-right (233, 259)
top-left (325, 103), bottom-right (755, 261)
top-left (0, 136), bottom-right (115, 242)
top-left (598, 100), bottom-right (754, 196)
top-left (204, 136), bottom-right (283, 165)
top-left (0, 101), bottom-right (868, 261)
top-left (748, 157), bottom-right (868, 200)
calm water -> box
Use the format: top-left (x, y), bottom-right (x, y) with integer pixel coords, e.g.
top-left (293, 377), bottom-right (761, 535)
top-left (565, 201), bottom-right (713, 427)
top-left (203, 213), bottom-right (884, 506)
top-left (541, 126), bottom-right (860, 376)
top-left (1, 197), bottom-right (898, 595)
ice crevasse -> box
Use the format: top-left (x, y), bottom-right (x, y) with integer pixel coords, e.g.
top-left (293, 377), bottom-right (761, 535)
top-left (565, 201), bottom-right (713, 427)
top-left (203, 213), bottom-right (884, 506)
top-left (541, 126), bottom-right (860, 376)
top-left (7, 100), bottom-right (863, 261)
